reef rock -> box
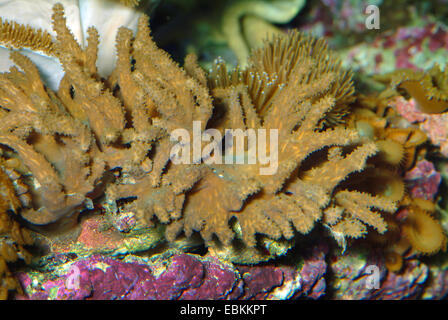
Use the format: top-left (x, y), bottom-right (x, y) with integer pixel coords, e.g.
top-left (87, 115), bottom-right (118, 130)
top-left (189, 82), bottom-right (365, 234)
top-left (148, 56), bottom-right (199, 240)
top-left (329, 248), bottom-right (430, 299)
top-left (15, 244), bottom-right (328, 300)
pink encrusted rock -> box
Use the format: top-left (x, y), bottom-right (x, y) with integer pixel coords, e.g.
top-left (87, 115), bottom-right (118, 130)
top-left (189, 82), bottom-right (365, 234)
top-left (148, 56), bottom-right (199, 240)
top-left (371, 260), bottom-right (428, 300)
top-left (393, 96), bottom-right (426, 123)
top-left (237, 265), bottom-right (285, 300)
top-left (330, 249), bottom-right (429, 300)
top-left (404, 159), bottom-right (441, 201)
top-left (422, 263), bottom-right (448, 299)
top-left (177, 256), bottom-right (243, 300)
top-left (393, 96), bottom-right (448, 157)
top-left (236, 243), bottom-right (328, 300)
top-left (15, 244), bottom-right (329, 300)
top-left (16, 253), bottom-right (241, 300)
top-left (293, 244), bottom-right (328, 299)
top-left (343, 23), bottom-right (448, 75)
top-left (300, 1), bottom-right (448, 75)
top-left (391, 23), bottom-right (448, 70)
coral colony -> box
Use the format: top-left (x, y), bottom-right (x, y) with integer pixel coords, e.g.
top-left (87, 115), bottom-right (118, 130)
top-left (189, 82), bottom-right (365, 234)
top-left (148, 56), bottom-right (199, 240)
top-left (0, 0), bottom-right (447, 300)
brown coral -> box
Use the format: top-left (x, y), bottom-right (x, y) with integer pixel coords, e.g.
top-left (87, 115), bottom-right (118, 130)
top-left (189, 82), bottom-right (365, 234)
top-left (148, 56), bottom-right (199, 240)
top-left (0, 4), bottom-right (151, 226)
top-left (118, 0), bottom-right (142, 7)
top-left (375, 65), bottom-right (448, 114)
top-left (380, 197), bottom-right (447, 273)
top-left (0, 16), bottom-right (55, 55)
top-left (0, 167), bottom-right (33, 300)
top-left (350, 94), bottom-right (427, 171)
top-left (347, 92), bottom-right (446, 271)
top-left (0, 4), bottom-right (397, 256)
top-left (402, 206), bottom-right (446, 255)
top-left (208, 31), bottom-right (355, 129)
top-left (110, 25), bottom-right (395, 247)
top-left (158, 32), bottom-right (392, 246)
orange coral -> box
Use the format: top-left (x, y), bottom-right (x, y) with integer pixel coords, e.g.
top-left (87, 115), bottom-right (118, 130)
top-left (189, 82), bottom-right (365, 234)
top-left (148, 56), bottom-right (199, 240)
top-left (118, 0), bottom-right (141, 7)
top-left (0, 16), bottom-right (55, 55)
top-left (402, 205), bottom-right (446, 255)
top-left (375, 65), bottom-right (448, 114)
top-left (0, 167), bottom-right (33, 300)
top-left (350, 94), bottom-right (427, 171)
top-left (385, 250), bottom-right (403, 272)
top-left (374, 196), bottom-right (446, 273)
top-left (161, 32), bottom-right (393, 247)
top-left (0, 4), bottom-right (397, 258)
top-left (370, 182), bottom-right (443, 273)
top-left (344, 91), bottom-right (447, 271)
top-left (208, 31), bottom-right (355, 128)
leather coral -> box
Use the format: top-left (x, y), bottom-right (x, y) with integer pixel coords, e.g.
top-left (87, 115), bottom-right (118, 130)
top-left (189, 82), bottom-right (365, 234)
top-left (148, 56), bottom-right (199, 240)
top-left (0, 167), bottom-right (33, 299)
top-left (164, 31), bottom-right (395, 247)
top-left (0, 4), bottom-right (397, 252)
top-left (0, 4), bottom-right (156, 225)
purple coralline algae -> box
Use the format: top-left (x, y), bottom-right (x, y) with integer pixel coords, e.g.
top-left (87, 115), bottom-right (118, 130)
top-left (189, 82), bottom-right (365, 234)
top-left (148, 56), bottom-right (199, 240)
top-left (320, 0), bottom-right (382, 33)
top-left (342, 22), bottom-right (448, 75)
top-left (238, 244), bottom-right (328, 300)
top-left (15, 245), bottom-right (328, 300)
top-left (404, 159), bottom-right (442, 201)
top-left (422, 261), bottom-right (448, 299)
top-left (15, 234), bottom-right (448, 300)
top-left (298, 1), bottom-right (448, 75)
top-left (17, 254), bottom-right (239, 300)
top-left (394, 96), bottom-right (448, 157)
top-left (372, 261), bottom-right (429, 300)
top-left (329, 249), bottom-right (429, 300)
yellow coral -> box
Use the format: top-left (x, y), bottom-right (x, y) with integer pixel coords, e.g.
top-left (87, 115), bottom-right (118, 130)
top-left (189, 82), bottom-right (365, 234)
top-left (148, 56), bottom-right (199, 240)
top-left (209, 31), bottom-right (355, 128)
top-left (0, 17), bottom-right (55, 55)
top-left (0, 167), bottom-right (33, 300)
top-left (402, 207), bottom-right (447, 255)
top-left (350, 94), bottom-right (427, 170)
top-left (0, 4), bottom-right (396, 255)
top-left (346, 86), bottom-right (445, 271)
top-left (119, 0), bottom-right (142, 6)
top-left (376, 65), bottom-right (448, 114)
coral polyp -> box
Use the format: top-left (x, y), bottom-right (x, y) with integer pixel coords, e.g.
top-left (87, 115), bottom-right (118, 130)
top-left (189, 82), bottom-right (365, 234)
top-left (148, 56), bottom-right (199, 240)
top-left (402, 207), bottom-right (446, 255)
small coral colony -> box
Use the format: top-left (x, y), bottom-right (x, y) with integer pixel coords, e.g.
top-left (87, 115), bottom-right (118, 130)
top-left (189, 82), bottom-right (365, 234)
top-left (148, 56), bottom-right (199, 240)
top-left (0, 0), bottom-right (447, 299)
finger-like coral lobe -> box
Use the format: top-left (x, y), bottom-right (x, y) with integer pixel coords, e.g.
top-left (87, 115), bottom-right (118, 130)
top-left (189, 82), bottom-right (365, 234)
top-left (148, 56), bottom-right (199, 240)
top-left (0, 17), bottom-right (55, 55)
top-left (0, 167), bottom-right (33, 299)
top-left (0, 4), bottom-right (397, 258)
